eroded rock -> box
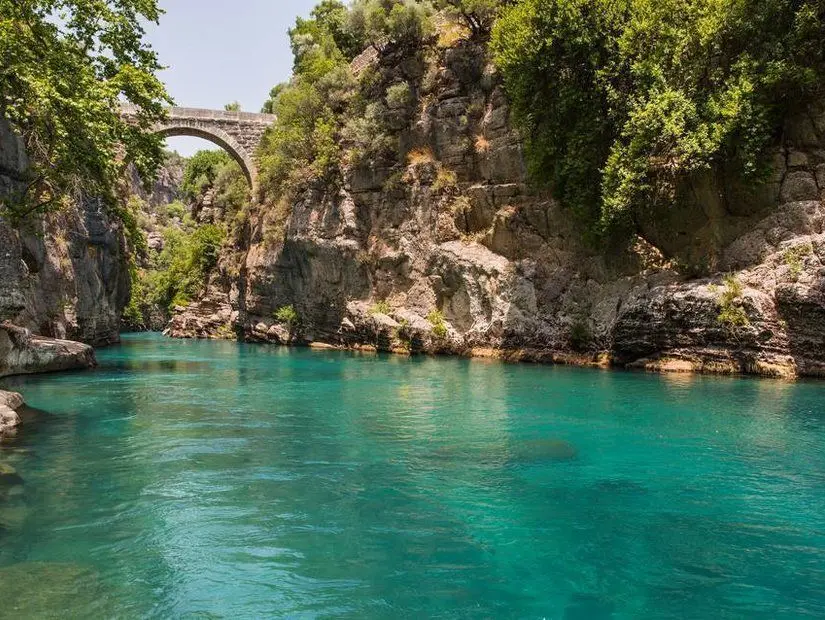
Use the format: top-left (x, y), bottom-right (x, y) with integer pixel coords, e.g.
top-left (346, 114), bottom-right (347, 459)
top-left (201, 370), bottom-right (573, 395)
top-left (0, 389), bottom-right (24, 437)
top-left (0, 322), bottom-right (96, 379)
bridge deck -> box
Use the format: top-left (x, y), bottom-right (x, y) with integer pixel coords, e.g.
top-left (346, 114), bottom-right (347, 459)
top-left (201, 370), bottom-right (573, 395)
top-left (120, 103), bottom-right (276, 123)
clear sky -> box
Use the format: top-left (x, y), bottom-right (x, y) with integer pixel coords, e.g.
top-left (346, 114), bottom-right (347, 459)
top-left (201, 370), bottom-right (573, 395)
top-left (146, 0), bottom-right (318, 156)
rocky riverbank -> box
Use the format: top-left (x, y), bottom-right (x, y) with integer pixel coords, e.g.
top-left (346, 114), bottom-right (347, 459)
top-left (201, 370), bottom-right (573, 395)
top-left (0, 322), bottom-right (96, 379)
top-left (166, 38), bottom-right (825, 380)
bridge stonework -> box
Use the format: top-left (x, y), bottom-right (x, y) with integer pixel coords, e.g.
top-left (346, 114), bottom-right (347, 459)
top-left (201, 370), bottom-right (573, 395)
top-left (122, 105), bottom-right (276, 196)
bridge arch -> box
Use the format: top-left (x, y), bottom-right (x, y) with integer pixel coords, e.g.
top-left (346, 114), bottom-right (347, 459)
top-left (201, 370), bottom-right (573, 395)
top-left (156, 123), bottom-right (256, 187)
top-left (121, 105), bottom-right (276, 199)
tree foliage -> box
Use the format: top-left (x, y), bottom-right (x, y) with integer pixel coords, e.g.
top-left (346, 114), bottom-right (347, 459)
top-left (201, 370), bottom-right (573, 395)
top-left (491, 0), bottom-right (825, 238)
top-left (124, 222), bottom-right (225, 326)
top-left (180, 149), bottom-right (249, 213)
top-left (436, 0), bottom-right (507, 36)
top-left (0, 0), bottom-right (171, 220)
top-left (347, 0), bottom-right (435, 53)
top-left (258, 6), bottom-right (356, 202)
top-left (306, 0), bottom-right (365, 61)
top-left (181, 150), bottom-right (230, 200)
top-left (257, 0), bottom-right (437, 202)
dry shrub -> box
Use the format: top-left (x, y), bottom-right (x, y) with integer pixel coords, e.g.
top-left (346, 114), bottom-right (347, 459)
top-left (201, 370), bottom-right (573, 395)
top-left (407, 148), bottom-right (435, 166)
top-left (474, 134), bottom-right (491, 154)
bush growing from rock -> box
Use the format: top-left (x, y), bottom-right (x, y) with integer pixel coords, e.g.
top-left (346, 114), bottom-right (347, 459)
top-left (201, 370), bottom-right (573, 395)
top-left (717, 275), bottom-right (750, 329)
top-left (427, 309), bottom-right (448, 339)
top-left (370, 300), bottom-right (393, 315)
top-left (275, 305), bottom-right (300, 327)
top-left (491, 0), bottom-right (825, 240)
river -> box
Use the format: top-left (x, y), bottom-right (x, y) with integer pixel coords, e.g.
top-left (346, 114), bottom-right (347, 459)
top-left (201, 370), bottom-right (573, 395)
top-left (1, 333), bottom-right (824, 618)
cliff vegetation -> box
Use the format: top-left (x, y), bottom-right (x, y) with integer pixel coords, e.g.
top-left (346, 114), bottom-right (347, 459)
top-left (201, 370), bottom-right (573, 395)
top-left (492, 0), bottom-right (825, 239)
top-left (0, 0), bottom-right (171, 221)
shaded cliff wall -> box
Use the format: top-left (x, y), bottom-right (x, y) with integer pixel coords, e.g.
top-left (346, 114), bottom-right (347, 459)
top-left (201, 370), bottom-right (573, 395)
top-left (168, 42), bottom-right (825, 378)
top-left (0, 119), bottom-right (130, 345)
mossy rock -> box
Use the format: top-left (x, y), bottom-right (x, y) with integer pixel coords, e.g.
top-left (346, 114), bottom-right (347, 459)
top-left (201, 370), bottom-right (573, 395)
top-left (0, 465), bottom-right (23, 487)
top-left (0, 562), bottom-right (114, 618)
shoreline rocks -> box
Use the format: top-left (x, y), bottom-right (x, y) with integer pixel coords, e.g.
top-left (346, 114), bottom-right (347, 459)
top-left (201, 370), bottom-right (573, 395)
top-left (0, 389), bottom-right (24, 437)
top-left (0, 322), bottom-right (96, 379)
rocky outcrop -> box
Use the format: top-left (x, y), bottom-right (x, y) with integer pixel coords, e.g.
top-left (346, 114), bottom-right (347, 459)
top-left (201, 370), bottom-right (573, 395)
top-left (165, 283), bottom-right (237, 340)
top-left (169, 41), bottom-right (825, 379)
top-left (0, 119), bottom-right (130, 346)
top-left (0, 322), bottom-right (96, 378)
top-left (128, 152), bottom-right (184, 209)
top-left (0, 389), bottom-right (23, 438)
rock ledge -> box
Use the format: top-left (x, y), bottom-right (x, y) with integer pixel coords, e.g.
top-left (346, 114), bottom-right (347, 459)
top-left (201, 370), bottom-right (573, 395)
top-left (0, 322), bottom-right (96, 378)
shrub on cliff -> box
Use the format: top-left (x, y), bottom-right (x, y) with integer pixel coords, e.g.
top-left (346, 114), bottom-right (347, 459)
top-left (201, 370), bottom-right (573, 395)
top-left (347, 0), bottom-right (435, 54)
top-left (257, 0), bottom-right (436, 203)
top-left (435, 0), bottom-right (505, 37)
top-left (491, 0), bottom-right (825, 239)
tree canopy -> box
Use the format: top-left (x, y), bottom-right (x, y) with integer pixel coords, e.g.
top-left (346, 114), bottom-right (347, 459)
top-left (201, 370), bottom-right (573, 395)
top-left (491, 0), bottom-right (825, 238)
top-left (435, 0), bottom-right (506, 36)
top-left (0, 0), bottom-right (171, 220)
top-left (257, 0), bottom-right (441, 203)
top-left (180, 149), bottom-right (248, 213)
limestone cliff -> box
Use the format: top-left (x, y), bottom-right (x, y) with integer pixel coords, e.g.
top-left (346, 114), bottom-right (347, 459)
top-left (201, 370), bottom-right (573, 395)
top-left (165, 42), bottom-right (825, 379)
top-left (0, 119), bottom-right (130, 346)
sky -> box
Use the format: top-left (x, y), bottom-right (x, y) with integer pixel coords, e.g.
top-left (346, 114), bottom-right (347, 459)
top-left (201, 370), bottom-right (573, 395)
top-left (145, 0), bottom-right (318, 156)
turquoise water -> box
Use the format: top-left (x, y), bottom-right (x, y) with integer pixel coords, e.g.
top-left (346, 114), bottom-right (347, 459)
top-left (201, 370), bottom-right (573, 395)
top-left (1, 334), bottom-right (825, 618)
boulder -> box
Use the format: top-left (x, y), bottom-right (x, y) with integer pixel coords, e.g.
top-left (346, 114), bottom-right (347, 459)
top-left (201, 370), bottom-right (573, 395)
top-left (0, 322), bottom-right (96, 378)
top-left (0, 389), bottom-right (24, 437)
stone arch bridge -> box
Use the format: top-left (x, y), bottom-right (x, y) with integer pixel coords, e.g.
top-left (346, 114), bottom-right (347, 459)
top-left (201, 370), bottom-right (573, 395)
top-left (121, 105), bottom-right (276, 194)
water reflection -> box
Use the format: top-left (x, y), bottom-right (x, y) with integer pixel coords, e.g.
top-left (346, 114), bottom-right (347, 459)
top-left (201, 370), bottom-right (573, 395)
top-left (1, 333), bottom-right (825, 617)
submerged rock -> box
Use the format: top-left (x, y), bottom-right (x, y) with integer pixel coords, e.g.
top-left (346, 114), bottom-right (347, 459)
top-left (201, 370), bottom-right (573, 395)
top-left (564, 593), bottom-right (615, 620)
top-left (0, 562), bottom-right (113, 617)
top-left (593, 479), bottom-right (648, 496)
top-left (511, 439), bottom-right (578, 463)
top-left (0, 465), bottom-right (23, 487)
top-left (0, 322), bottom-right (96, 378)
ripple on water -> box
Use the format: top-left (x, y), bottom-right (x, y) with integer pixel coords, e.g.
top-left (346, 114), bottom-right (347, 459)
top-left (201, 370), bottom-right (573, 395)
top-left (1, 333), bottom-right (825, 617)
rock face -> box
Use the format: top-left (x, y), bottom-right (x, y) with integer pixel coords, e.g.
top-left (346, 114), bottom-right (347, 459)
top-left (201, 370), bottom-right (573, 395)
top-left (0, 322), bottom-right (96, 378)
top-left (167, 42), bottom-right (825, 379)
top-left (128, 152), bottom-right (184, 209)
top-left (0, 389), bottom-right (24, 437)
top-left (0, 119), bottom-right (130, 346)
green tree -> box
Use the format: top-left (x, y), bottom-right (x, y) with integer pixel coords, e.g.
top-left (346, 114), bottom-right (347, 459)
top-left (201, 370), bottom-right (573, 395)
top-left (0, 0), bottom-right (171, 220)
top-left (224, 101), bottom-right (242, 112)
top-left (436, 0), bottom-right (507, 37)
top-left (346, 0), bottom-right (435, 54)
top-left (310, 0), bottom-right (365, 60)
top-left (491, 0), bottom-right (825, 240)
top-left (180, 149), bottom-right (248, 212)
top-left (181, 150), bottom-right (230, 200)
top-left (261, 84), bottom-right (287, 114)
top-left (258, 4), bottom-right (357, 202)
top-left (149, 224), bottom-right (225, 310)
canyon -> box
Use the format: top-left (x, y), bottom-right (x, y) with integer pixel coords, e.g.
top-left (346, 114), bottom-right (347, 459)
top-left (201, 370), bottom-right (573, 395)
top-left (3, 45), bottom-right (825, 380)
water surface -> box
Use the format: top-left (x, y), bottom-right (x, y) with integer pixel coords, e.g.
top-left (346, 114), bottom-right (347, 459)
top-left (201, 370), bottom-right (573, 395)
top-left (1, 333), bottom-right (825, 618)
